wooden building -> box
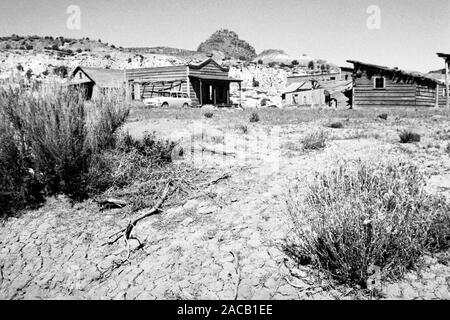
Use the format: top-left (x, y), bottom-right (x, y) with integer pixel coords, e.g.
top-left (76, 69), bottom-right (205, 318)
top-left (286, 71), bottom-right (341, 86)
top-left (436, 53), bottom-right (450, 108)
top-left (126, 58), bottom-right (242, 107)
top-left (282, 81), bottom-right (325, 106)
top-left (70, 67), bottom-right (126, 100)
top-left (347, 60), bottom-right (445, 108)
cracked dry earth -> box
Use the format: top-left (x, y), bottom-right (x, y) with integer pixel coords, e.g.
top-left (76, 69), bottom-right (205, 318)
top-left (1, 112), bottom-right (450, 300)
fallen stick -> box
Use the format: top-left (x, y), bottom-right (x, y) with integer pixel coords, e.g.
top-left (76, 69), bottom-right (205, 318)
top-left (104, 181), bottom-right (172, 247)
top-left (196, 145), bottom-right (237, 157)
top-left (230, 250), bottom-right (241, 300)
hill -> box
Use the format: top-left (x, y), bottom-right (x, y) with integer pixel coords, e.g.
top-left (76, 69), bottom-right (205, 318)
top-left (197, 29), bottom-right (256, 61)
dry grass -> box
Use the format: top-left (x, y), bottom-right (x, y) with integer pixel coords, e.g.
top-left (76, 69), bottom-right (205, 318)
top-left (301, 130), bottom-right (327, 150)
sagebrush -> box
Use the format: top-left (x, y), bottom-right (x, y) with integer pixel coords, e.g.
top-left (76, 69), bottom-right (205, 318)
top-left (0, 85), bottom-right (130, 214)
top-left (286, 161), bottom-right (450, 287)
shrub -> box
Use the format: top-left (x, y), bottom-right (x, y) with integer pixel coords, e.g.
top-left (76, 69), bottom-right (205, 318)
top-left (249, 112), bottom-right (260, 123)
top-left (399, 131), bottom-right (421, 143)
top-left (5, 44), bottom-right (11, 50)
top-left (286, 161), bottom-right (450, 287)
top-left (378, 113), bottom-right (388, 120)
top-left (53, 65), bottom-right (68, 78)
top-left (302, 130), bottom-right (327, 150)
top-left (235, 124), bottom-right (248, 134)
top-left (76, 48), bottom-right (83, 53)
top-left (328, 122), bottom-right (343, 129)
top-left (51, 44), bottom-right (59, 50)
top-left (445, 142), bottom-right (450, 155)
top-left (0, 86), bottom-right (130, 208)
top-left (25, 69), bottom-right (33, 80)
top-left (252, 78), bottom-right (260, 87)
top-left (204, 112), bottom-right (214, 118)
top-left (0, 124), bottom-right (45, 216)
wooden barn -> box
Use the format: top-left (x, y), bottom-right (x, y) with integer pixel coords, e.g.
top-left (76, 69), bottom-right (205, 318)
top-left (126, 58), bottom-right (242, 107)
top-left (70, 67), bottom-right (126, 100)
top-left (347, 60), bottom-right (446, 108)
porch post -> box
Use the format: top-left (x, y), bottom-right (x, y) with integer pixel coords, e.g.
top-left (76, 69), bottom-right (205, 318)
top-left (238, 82), bottom-right (242, 107)
top-left (436, 84), bottom-right (439, 108)
top-left (199, 79), bottom-right (203, 105)
top-left (446, 58), bottom-right (449, 108)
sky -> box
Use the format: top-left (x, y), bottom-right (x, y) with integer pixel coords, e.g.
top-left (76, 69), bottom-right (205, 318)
top-left (0, 0), bottom-right (449, 72)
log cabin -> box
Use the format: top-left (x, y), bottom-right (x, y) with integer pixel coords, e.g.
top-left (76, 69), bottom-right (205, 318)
top-left (126, 58), bottom-right (242, 107)
top-left (347, 60), bottom-right (446, 108)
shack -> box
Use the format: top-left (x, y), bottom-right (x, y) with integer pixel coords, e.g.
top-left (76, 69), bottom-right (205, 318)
top-left (126, 58), bottom-right (242, 107)
top-left (70, 67), bottom-right (126, 100)
top-left (347, 60), bottom-right (445, 108)
top-left (281, 81), bottom-right (325, 106)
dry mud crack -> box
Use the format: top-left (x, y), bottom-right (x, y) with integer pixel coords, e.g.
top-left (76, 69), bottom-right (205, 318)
top-left (1, 118), bottom-right (450, 300)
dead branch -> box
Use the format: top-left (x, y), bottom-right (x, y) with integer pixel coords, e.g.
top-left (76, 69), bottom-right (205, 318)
top-left (198, 171), bottom-right (231, 188)
top-left (103, 180), bottom-right (172, 248)
top-left (230, 250), bottom-right (241, 300)
top-left (196, 145), bottom-right (236, 157)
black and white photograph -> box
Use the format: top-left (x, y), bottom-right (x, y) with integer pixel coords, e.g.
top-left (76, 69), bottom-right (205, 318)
top-left (0, 0), bottom-right (449, 307)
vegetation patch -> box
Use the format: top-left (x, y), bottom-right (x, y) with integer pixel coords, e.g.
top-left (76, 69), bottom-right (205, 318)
top-left (301, 130), bottom-right (327, 150)
top-left (399, 131), bottom-right (421, 143)
top-left (328, 122), bottom-right (344, 129)
top-left (286, 161), bottom-right (450, 287)
top-left (249, 112), bottom-right (260, 123)
top-left (204, 112), bottom-right (214, 118)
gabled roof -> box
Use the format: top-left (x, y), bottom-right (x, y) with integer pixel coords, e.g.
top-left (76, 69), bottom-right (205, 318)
top-left (188, 58), bottom-right (229, 72)
top-left (71, 67), bottom-right (126, 88)
top-left (347, 60), bottom-right (442, 84)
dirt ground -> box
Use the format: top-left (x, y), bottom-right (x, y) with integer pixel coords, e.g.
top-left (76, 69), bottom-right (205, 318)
top-left (1, 106), bottom-right (449, 300)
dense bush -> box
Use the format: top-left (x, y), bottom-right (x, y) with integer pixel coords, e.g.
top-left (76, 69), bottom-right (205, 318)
top-left (399, 131), bottom-right (421, 143)
top-left (301, 130), bottom-right (327, 150)
top-left (0, 86), bottom-right (130, 214)
top-left (378, 113), bottom-right (388, 120)
top-left (249, 112), bottom-right (260, 123)
top-left (204, 112), bottom-right (214, 118)
top-left (286, 161), bottom-right (450, 287)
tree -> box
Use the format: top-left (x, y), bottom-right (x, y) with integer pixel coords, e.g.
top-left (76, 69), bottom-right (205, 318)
top-left (252, 77), bottom-right (260, 87)
top-left (291, 60), bottom-right (299, 66)
top-left (308, 61), bottom-right (315, 70)
top-left (257, 59), bottom-right (263, 65)
top-left (53, 65), bottom-right (68, 78)
top-left (320, 64), bottom-right (326, 73)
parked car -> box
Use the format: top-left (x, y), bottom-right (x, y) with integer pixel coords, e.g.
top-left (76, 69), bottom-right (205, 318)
top-left (143, 91), bottom-right (192, 108)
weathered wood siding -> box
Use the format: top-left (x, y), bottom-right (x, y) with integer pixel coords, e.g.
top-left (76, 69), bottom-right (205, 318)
top-left (353, 70), bottom-right (417, 107)
top-left (126, 66), bottom-right (188, 100)
top-left (435, 84), bottom-right (448, 107)
top-left (416, 83), bottom-right (438, 107)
